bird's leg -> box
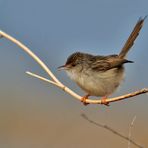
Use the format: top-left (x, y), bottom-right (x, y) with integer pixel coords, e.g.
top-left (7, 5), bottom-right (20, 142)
top-left (101, 96), bottom-right (110, 106)
top-left (81, 94), bottom-right (90, 105)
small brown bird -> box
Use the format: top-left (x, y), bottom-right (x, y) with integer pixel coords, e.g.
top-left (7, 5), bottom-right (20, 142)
top-left (58, 17), bottom-right (146, 105)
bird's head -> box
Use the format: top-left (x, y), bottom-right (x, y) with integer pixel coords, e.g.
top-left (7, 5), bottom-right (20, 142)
top-left (58, 52), bottom-right (84, 72)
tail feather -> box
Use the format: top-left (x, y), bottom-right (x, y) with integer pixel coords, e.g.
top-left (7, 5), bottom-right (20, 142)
top-left (119, 16), bottom-right (147, 58)
top-left (124, 60), bottom-right (134, 63)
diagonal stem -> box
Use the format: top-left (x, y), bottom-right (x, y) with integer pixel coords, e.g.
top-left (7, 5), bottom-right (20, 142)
top-left (0, 30), bottom-right (62, 85)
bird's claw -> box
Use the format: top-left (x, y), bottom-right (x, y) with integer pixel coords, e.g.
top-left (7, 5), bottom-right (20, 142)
top-left (101, 96), bottom-right (110, 106)
top-left (81, 95), bottom-right (89, 106)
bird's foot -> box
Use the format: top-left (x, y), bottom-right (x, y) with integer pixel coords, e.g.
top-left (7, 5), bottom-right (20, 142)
top-left (101, 96), bottom-right (110, 106)
top-left (81, 94), bottom-right (90, 106)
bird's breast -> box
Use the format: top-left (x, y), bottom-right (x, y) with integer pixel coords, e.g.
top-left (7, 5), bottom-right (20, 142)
top-left (66, 67), bottom-right (124, 97)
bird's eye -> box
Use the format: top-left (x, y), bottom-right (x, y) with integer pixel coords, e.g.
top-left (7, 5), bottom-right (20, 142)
top-left (71, 63), bottom-right (76, 67)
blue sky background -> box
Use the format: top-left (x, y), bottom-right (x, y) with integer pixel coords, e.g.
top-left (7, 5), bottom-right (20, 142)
top-left (0, 0), bottom-right (148, 147)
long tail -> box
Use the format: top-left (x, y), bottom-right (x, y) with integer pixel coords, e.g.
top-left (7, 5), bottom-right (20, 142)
top-left (119, 16), bottom-right (147, 58)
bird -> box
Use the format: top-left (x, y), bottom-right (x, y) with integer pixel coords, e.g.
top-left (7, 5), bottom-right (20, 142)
top-left (58, 16), bottom-right (146, 105)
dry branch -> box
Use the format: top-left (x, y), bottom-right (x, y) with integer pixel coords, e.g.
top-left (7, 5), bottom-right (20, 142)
top-left (81, 114), bottom-right (143, 148)
top-left (128, 116), bottom-right (137, 148)
top-left (0, 30), bottom-right (147, 105)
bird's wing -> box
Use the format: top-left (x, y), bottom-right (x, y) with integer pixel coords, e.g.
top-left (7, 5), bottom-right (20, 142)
top-left (119, 16), bottom-right (146, 58)
top-left (91, 55), bottom-right (133, 71)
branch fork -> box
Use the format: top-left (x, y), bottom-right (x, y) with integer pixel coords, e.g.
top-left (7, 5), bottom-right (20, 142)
top-left (0, 30), bottom-right (147, 105)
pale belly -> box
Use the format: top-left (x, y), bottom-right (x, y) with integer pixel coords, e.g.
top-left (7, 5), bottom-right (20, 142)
top-left (67, 67), bottom-right (124, 97)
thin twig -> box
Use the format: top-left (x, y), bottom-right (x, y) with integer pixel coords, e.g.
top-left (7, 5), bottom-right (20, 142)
top-left (26, 71), bottom-right (61, 87)
top-left (81, 114), bottom-right (143, 148)
top-left (0, 30), bottom-right (148, 105)
top-left (0, 30), bottom-right (62, 85)
top-left (128, 116), bottom-right (137, 148)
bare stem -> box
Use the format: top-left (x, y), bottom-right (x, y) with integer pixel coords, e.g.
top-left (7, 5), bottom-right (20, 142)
top-left (0, 30), bottom-right (62, 85)
top-left (0, 30), bottom-right (147, 105)
top-left (81, 114), bottom-right (143, 148)
top-left (128, 116), bottom-right (137, 148)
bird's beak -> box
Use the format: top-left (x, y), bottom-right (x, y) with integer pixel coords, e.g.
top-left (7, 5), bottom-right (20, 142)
top-left (57, 65), bottom-right (67, 70)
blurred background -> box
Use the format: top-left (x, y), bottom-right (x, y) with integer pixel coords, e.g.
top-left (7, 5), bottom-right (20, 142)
top-left (0, 0), bottom-right (148, 147)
